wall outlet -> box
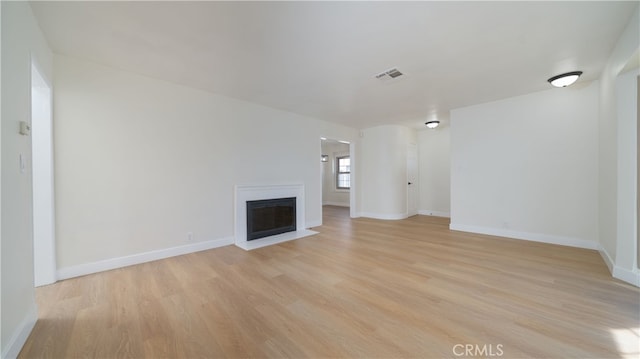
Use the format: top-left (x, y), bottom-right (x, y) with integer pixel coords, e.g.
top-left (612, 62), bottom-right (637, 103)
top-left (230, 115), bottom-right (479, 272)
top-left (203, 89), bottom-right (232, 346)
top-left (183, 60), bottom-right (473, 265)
top-left (187, 232), bottom-right (193, 241)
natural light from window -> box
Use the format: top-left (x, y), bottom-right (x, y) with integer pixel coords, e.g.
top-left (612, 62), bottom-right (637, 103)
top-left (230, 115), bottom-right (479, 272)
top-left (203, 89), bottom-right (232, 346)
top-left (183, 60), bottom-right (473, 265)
top-left (336, 156), bottom-right (350, 189)
top-left (610, 327), bottom-right (640, 359)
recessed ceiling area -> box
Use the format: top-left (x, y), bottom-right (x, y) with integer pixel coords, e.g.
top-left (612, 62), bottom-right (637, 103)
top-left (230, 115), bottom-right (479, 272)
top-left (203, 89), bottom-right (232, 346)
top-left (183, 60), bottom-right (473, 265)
top-left (29, 1), bottom-right (637, 130)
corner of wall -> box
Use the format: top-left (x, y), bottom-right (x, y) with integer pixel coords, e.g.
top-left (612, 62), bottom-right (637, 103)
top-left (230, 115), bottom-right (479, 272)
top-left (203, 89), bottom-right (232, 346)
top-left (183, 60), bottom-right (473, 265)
top-left (418, 209), bottom-right (450, 218)
top-left (598, 245), bottom-right (615, 273)
top-left (358, 212), bottom-right (409, 220)
top-left (597, 6), bottom-right (640, 286)
top-left (612, 267), bottom-right (640, 287)
top-left (1, 1), bottom-right (53, 356)
top-left (0, 306), bottom-right (37, 359)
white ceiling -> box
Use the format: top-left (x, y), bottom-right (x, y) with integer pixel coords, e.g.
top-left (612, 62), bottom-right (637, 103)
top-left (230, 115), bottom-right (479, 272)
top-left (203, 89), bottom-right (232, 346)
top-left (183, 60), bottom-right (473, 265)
top-left (30, 1), bottom-right (637, 130)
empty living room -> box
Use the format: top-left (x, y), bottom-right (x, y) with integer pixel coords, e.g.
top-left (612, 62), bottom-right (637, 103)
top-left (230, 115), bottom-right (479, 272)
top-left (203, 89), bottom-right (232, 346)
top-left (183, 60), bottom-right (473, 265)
top-left (2, 1), bottom-right (639, 358)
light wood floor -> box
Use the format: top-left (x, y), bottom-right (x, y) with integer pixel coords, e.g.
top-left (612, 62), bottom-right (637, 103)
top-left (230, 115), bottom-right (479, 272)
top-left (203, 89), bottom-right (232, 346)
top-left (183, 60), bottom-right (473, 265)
top-left (20, 206), bottom-right (640, 358)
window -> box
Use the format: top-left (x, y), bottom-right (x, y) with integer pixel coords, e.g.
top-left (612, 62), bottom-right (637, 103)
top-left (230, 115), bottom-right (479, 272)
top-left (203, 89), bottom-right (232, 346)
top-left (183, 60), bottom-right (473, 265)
top-left (336, 156), bottom-right (350, 190)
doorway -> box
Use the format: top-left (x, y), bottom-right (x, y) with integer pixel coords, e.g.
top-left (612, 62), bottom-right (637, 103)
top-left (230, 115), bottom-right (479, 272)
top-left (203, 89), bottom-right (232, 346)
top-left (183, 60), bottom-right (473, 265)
top-left (31, 59), bottom-right (56, 287)
top-left (320, 138), bottom-right (355, 220)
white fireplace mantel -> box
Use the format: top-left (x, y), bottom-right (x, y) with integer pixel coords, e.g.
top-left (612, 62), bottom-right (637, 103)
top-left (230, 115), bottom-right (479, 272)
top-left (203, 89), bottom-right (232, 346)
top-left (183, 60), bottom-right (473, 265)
top-left (234, 184), bottom-right (317, 250)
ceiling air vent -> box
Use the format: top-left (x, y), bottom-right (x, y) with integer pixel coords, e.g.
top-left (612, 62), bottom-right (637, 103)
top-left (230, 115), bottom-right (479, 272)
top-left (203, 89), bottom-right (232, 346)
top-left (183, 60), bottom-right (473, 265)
top-left (375, 68), bottom-right (403, 80)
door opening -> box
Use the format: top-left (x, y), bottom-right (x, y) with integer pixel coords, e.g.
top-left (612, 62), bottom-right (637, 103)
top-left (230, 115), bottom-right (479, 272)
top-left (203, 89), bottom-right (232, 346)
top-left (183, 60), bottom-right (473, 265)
top-left (320, 138), bottom-right (355, 220)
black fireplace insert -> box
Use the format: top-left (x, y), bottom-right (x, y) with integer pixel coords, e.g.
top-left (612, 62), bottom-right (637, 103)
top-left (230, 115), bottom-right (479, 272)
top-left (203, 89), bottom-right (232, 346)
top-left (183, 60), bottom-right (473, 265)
top-left (246, 197), bottom-right (296, 241)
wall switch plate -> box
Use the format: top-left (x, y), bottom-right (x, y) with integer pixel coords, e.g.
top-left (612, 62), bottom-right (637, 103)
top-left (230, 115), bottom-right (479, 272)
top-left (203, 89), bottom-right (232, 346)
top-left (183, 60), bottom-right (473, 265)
top-left (20, 121), bottom-right (31, 136)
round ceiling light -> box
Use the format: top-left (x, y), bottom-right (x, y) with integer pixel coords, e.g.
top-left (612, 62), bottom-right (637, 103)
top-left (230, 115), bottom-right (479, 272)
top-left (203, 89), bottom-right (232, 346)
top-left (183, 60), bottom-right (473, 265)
top-left (425, 120), bottom-right (440, 129)
top-left (547, 71), bottom-right (583, 88)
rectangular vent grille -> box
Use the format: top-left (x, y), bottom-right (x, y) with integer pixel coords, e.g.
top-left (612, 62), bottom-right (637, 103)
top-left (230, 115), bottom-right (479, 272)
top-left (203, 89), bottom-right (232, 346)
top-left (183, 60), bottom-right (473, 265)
top-left (375, 68), bottom-right (403, 80)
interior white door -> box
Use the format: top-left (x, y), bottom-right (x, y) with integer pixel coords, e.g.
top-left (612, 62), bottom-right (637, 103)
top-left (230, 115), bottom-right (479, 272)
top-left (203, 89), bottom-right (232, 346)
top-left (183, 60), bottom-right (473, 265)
top-left (407, 143), bottom-right (418, 217)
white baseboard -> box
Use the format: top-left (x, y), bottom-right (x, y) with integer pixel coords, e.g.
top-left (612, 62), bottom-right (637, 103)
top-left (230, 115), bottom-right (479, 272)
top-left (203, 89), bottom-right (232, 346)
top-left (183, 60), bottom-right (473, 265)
top-left (306, 219), bottom-right (322, 228)
top-left (598, 247), bottom-right (615, 272)
top-left (599, 246), bottom-right (640, 287)
top-left (358, 212), bottom-right (407, 220)
top-left (613, 266), bottom-right (640, 287)
top-left (449, 223), bottom-right (598, 250)
top-left (418, 209), bottom-right (451, 218)
top-left (322, 201), bottom-right (350, 207)
top-left (2, 305), bottom-right (38, 359)
top-left (235, 229), bottom-right (319, 251)
top-left (57, 236), bottom-right (234, 280)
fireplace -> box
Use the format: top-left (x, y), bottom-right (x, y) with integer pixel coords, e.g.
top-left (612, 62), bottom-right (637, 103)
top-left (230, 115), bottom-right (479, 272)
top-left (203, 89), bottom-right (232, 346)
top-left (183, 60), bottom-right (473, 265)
top-left (246, 197), bottom-right (296, 241)
top-left (234, 184), bottom-right (317, 250)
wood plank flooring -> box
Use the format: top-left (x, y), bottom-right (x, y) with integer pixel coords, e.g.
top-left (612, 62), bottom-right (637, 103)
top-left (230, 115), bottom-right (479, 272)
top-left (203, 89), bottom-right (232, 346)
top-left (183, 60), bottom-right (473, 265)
top-left (19, 206), bottom-right (640, 358)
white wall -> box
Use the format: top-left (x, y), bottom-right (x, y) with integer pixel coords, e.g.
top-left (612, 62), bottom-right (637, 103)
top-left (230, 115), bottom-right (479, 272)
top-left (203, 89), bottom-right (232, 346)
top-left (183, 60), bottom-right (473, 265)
top-left (53, 55), bottom-right (357, 272)
top-left (450, 81), bottom-right (600, 249)
top-left (1, 2), bottom-right (53, 357)
top-left (418, 126), bottom-right (450, 217)
top-left (359, 125), bottom-right (416, 219)
top-left (321, 140), bottom-right (350, 207)
top-left (1, 1), bottom-right (3, 350)
top-left (598, 8), bottom-right (639, 286)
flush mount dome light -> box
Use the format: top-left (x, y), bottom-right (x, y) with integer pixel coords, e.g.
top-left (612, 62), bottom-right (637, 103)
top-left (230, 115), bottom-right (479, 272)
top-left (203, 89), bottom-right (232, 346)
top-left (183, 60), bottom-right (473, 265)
top-left (425, 120), bottom-right (440, 129)
top-left (547, 71), bottom-right (583, 87)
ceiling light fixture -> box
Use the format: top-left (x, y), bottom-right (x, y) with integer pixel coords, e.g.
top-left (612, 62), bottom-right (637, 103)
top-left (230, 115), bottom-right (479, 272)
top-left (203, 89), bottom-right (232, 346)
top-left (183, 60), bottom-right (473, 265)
top-left (425, 120), bottom-right (440, 129)
top-left (547, 71), bottom-right (583, 88)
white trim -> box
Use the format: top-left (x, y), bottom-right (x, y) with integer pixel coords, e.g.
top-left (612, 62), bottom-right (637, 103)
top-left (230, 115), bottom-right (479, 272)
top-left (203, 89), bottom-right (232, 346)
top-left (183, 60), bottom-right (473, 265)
top-left (31, 56), bottom-right (57, 287)
top-left (56, 236), bottom-right (233, 280)
top-left (612, 266), bottom-right (640, 287)
top-left (358, 212), bottom-right (408, 220)
top-left (235, 229), bottom-right (318, 251)
top-left (333, 151), bottom-right (351, 192)
top-left (348, 142), bottom-right (357, 219)
top-left (598, 246), bottom-right (615, 273)
top-left (449, 223), bottom-right (598, 250)
top-left (306, 219), bottom-right (322, 228)
top-left (323, 201), bottom-right (349, 207)
top-left (599, 245), bottom-right (640, 287)
top-left (1, 305), bottom-right (38, 359)
top-left (418, 209), bottom-right (451, 218)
